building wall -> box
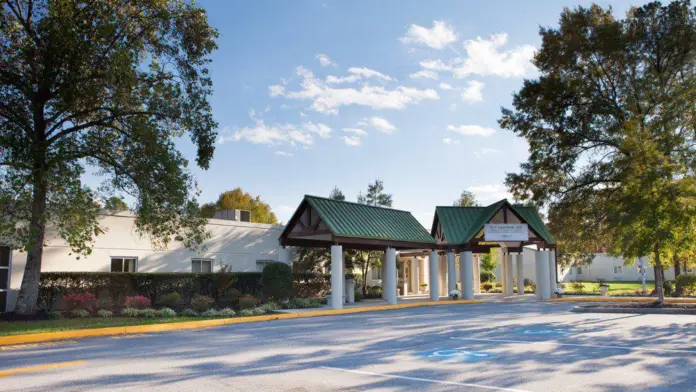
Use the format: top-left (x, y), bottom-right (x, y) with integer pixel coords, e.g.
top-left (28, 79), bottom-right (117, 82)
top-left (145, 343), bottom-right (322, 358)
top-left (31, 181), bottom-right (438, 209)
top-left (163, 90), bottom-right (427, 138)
top-left (558, 253), bottom-right (684, 282)
top-left (6, 212), bottom-right (286, 311)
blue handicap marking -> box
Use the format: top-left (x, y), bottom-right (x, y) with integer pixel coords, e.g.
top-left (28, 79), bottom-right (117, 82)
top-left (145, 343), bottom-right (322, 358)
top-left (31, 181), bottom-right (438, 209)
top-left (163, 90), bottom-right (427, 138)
top-left (417, 349), bottom-right (494, 362)
top-left (517, 328), bottom-right (570, 336)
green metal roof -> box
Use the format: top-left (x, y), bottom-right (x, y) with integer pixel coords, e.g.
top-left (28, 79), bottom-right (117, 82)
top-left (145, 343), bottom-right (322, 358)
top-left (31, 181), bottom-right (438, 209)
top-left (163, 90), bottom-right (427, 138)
top-left (433, 199), bottom-right (555, 245)
top-left (305, 195), bottom-right (436, 244)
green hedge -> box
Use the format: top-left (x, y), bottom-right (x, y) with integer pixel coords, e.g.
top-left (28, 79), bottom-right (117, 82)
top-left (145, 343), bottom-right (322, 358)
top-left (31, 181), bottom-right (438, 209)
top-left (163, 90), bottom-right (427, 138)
top-left (262, 263), bottom-right (293, 301)
top-left (39, 271), bottom-right (331, 310)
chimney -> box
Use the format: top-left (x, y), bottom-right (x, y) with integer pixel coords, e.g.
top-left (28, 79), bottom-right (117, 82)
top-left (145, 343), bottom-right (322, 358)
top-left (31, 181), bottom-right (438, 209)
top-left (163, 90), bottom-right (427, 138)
top-left (213, 209), bottom-right (251, 222)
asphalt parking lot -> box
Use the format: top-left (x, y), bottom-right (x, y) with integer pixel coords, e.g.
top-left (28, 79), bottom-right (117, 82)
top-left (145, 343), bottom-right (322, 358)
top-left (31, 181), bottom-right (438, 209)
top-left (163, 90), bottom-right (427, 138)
top-left (1, 301), bottom-right (695, 391)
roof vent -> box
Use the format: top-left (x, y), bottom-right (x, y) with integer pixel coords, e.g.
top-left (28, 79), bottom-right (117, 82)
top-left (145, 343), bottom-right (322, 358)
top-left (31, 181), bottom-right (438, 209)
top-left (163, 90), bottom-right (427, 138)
top-left (213, 209), bottom-right (251, 222)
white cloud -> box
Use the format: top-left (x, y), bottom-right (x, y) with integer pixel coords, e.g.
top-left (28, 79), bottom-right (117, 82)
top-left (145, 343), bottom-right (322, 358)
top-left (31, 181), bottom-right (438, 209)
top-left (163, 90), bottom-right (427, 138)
top-left (269, 85), bottom-right (286, 97)
top-left (343, 128), bottom-right (368, 136)
top-left (399, 20), bottom-right (458, 50)
top-left (278, 66), bottom-right (439, 114)
top-left (409, 70), bottom-right (438, 80)
top-left (420, 59), bottom-right (457, 71)
top-left (299, 111), bottom-right (308, 117)
top-left (442, 137), bottom-right (460, 145)
top-left (461, 80), bottom-right (484, 103)
top-left (361, 116), bottom-right (397, 133)
top-left (439, 83), bottom-right (453, 90)
top-left (447, 124), bottom-right (496, 137)
top-left (473, 147), bottom-right (501, 157)
top-left (449, 103), bottom-right (457, 111)
top-left (326, 67), bottom-right (396, 84)
top-left (343, 135), bottom-right (361, 146)
top-left (454, 33), bottom-right (536, 78)
top-left (219, 119), bottom-right (332, 146)
top-left (315, 53), bottom-right (336, 67)
top-left (467, 184), bottom-right (513, 203)
top-left (274, 151), bottom-right (295, 157)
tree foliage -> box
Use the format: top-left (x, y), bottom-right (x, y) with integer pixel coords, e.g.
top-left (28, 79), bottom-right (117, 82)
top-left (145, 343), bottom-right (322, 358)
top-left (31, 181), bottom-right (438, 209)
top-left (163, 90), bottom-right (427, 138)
top-left (328, 186), bottom-right (345, 201)
top-left (201, 188), bottom-right (278, 224)
top-left (357, 179), bottom-right (393, 207)
top-left (102, 196), bottom-right (129, 212)
top-left (0, 1), bottom-right (218, 314)
top-left (453, 190), bottom-right (479, 207)
top-left (500, 1), bottom-right (696, 303)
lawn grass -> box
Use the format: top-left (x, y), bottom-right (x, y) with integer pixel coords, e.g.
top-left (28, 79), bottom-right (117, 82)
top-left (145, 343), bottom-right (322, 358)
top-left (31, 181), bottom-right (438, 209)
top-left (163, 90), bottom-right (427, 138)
top-left (0, 317), bottom-right (206, 336)
top-left (563, 281), bottom-right (655, 295)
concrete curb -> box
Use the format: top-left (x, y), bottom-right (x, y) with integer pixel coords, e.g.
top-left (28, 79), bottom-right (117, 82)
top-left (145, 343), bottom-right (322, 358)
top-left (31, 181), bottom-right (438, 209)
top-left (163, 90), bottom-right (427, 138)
top-left (550, 297), bottom-right (696, 304)
top-left (0, 299), bottom-right (483, 346)
top-left (571, 305), bottom-right (696, 315)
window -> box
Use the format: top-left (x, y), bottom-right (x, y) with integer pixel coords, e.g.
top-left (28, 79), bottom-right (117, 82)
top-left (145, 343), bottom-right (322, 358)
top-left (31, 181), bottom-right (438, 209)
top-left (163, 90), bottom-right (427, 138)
top-left (192, 259), bottom-right (213, 273)
top-left (613, 266), bottom-right (623, 274)
top-left (371, 266), bottom-right (382, 280)
top-left (110, 257), bottom-right (137, 272)
top-left (576, 267), bottom-right (582, 275)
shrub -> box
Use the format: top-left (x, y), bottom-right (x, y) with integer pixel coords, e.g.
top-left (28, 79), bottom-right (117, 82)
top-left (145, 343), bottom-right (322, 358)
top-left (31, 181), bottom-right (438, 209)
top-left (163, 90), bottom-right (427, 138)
top-left (157, 307), bottom-right (177, 317)
top-left (523, 278), bottom-right (533, 286)
top-left (292, 272), bottom-right (331, 298)
top-left (676, 274), bottom-right (696, 296)
top-left (239, 309), bottom-right (254, 317)
top-left (480, 271), bottom-right (496, 283)
top-left (190, 295), bottom-right (215, 312)
top-left (124, 295), bottom-right (151, 309)
top-left (239, 294), bottom-right (258, 310)
top-left (121, 308), bottom-right (140, 318)
top-left (180, 308), bottom-right (198, 317)
top-left (157, 292), bottom-right (181, 308)
top-left (663, 280), bottom-right (674, 296)
top-left (220, 288), bottom-right (242, 307)
top-left (570, 281), bottom-right (585, 291)
top-left (262, 262), bottom-right (293, 301)
top-left (494, 282), bottom-right (503, 288)
top-left (98, 296), bottom-right (114, 310)
top-left (138, 308), bottom-right (157, 318)
top-left (260, 302), bottom-right (280, 312)
top-left (200, 309), bottom-right (219, 318)
top-left (365, 285), bottom-right (382, 299)
top-left (62, 292), bottom-right (98, 312)
top-left (218, 307), bottom-right (236, 317)
top-left (482, 283), bottom-right (493, 292)
top-left (46, 310), bottom-right (62, 320)
top-left (354, 289), bottom-right (363, 302)
top-left (97, 309), bottom-right (113, 318)
top-left (251, 307), bottom-right (266, 316)
top-left (282, 298), bottom-right (324, 309)
top-left (71, 309), bottom-right (90, 318)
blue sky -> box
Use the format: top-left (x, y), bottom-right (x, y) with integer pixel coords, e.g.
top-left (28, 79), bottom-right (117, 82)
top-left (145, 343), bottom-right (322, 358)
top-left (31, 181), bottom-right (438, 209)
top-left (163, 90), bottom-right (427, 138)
top-left (166, 0), bottom-right (643, 225)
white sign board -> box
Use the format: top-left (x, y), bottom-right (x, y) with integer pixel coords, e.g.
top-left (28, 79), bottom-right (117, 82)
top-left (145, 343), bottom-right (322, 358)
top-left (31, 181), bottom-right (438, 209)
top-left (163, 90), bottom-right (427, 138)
top-left (484, 224), bottom-right (529, 241)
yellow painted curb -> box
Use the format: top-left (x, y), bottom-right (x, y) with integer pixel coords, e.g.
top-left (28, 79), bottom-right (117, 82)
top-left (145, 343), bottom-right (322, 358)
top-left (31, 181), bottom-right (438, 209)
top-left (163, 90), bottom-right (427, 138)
top-left (0, 300), bottom-right (483, 347)
top-left (549, 297), bottom-right (696, 304)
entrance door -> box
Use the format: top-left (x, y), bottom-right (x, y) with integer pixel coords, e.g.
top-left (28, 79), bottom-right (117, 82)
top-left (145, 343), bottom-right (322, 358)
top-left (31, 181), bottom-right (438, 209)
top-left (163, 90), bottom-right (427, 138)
top-left (0, 247), bottom-right (9, 313)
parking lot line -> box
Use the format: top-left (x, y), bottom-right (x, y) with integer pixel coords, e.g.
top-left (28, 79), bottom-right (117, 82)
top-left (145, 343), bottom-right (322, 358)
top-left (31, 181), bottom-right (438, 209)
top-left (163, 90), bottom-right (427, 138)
top-left (450, 337), bottom-right (696, 354)
top-left (0, 360), bottom-right (87, 377)
top-left (320, 366), bottom-right (533, 392)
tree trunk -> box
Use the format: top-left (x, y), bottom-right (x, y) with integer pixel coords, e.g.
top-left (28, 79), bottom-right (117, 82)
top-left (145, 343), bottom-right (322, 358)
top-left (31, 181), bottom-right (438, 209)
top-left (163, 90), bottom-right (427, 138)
top-left (14, 170), bottom-right (48, 315)
top-left (654, 244), bottom-right (664, 305)
top-left (674, 254), bottom-right (681, 278)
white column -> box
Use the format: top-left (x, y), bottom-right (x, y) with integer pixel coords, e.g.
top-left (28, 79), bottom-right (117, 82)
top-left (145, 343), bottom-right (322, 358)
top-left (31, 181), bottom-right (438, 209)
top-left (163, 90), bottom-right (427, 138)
top-left (385, 248), bottom-right (397, 305)
top-left (438, 255), bottom-right (447, 297)
top-left (380, 254), bottom-right (386, 299)
top-left (516, 253), bottom-right (524, 295)
top-left (429, 251), bottom-right (439, 301)
top-left (506, 254), bottom-right (515, 296)
top-left (411, 258), bottom-right (419, 294)
top-left (535, 250), bottom-right (543, 299)
top-left (549, 249), bottom-right (558, 293)
top-left (460, 251), bottom-right (474, 300)
top-left (473, 255), bottom-right (481, 294)
top-left (541, 250), bottom-right (551, 300)
top-left (330, 245), bottom-right (343, 309)
top-left (501, 253), bottom-right (507, 293)
top-left (447, 252), bottom-right (456, 294)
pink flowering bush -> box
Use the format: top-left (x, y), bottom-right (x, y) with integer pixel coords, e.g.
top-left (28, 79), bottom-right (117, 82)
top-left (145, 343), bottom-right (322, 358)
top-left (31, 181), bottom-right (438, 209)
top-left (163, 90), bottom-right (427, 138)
top-left (124, 295), bottom-right (151, 309)
top-left (62, 293), bottom-right (98, 312)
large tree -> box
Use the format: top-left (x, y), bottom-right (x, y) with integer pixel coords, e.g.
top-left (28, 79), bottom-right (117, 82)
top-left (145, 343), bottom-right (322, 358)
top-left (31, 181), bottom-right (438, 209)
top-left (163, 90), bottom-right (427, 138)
top-left (453, 190), bottom-right (479, 207)
top-left (355, 179), bottom-right (393, 293)
top-left (500, 1), bottom-right (696, 303)
top-left (1, 1), bottom-right (218, 314)
top-left (201, 188), bottom-right (278, 224)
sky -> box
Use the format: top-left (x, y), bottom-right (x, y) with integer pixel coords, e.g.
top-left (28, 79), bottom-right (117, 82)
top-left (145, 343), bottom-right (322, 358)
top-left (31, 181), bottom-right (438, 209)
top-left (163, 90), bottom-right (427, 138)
top-left (148, 0), bottom-right (645, 226)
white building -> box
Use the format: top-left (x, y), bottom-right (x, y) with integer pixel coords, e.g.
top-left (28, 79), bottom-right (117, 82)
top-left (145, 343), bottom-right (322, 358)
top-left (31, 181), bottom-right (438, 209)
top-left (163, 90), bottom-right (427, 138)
top-left (1, 210), bottom-right (289, 312)
top-left (558, 253), bottom-right (688, 282)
